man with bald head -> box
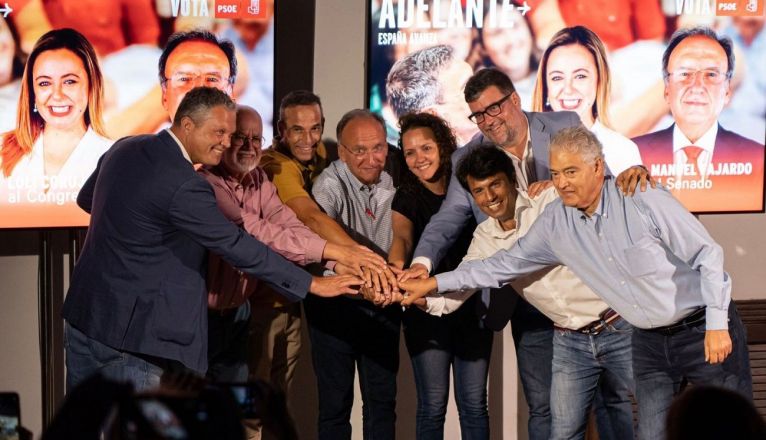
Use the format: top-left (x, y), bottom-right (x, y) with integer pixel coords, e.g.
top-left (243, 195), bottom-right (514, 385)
top-left (199, 106), bottom-right (375, 385)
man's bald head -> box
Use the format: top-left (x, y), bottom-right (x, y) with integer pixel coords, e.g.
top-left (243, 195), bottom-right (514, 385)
top-left (221, 105), bottom-right (264, 179)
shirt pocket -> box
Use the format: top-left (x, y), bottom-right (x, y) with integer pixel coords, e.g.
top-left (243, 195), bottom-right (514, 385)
top-left (622, 237), bottom-right (663, 278)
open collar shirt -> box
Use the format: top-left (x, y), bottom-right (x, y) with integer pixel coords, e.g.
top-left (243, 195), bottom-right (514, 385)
top-left (436, 177), bottom-right (731, 330)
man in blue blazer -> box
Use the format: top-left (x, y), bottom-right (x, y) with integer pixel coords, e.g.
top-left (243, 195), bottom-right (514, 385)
top-left (62, 87), bottom-right (360, 391)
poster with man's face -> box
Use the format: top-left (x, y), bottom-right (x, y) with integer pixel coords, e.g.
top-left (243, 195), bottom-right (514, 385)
top-left (368, 0), bottom-right (765, 213)
top-left (0, 0), bottom-right (275, 228)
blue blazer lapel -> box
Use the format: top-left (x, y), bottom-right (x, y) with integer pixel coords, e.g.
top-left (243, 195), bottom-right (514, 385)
top-left (526, 112), bottom-right (552, 180)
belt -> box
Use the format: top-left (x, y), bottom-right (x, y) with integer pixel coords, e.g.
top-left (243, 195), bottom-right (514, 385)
top-left (554, 308), bottom-right (621, 336)
top-left (645, 307), bottom-right (706, 336)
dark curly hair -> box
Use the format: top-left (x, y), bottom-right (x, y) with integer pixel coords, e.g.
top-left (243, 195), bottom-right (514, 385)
top-left (397, 112), bottom-right (457, 191)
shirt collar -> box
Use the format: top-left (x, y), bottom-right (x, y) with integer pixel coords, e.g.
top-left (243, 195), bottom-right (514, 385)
top-left (576, 176), bottom-right (612, 221)
top-left (207, 164), bottom-right (258, 188)
top-left (337, 160), bottom-right (383, 191)
top-left (166, 129), bottom-right (192, 164)
top-left (672, 123), bottom-right (718, 153)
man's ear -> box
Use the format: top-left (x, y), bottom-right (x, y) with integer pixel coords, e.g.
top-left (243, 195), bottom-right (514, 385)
top-left (180, 115), bottom-right (195, 133)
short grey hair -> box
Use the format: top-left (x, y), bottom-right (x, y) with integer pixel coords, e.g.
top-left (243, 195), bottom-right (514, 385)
top-left (549, 126), bottom-right (604, 165)
top-left (336, 109), bottom-right (387, 141)
top-left (386, 45), bottom-right (455, 118)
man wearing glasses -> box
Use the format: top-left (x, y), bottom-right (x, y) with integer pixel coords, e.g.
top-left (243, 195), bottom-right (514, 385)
top-left (199, 106), bottom-right (382, 384)
top-left (309, 109), bottom-right (400, 439)
top-left (398, 67), bottom-right (649, 440)
top-left (633, 26), bottom-right (764, 212)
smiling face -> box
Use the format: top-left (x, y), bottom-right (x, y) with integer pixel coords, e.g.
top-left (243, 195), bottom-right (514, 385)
top-left (162, 41), bottom-right (232, 120)
top-left (401, 126), bottom-right (441, 183)
top-left (32, 48), bottom-right (89, 132)
top-left (467, 171), bottom-right (517, 223)
top-left (545, 44), bottom-right (598, 127)
top-left (181, 105), bottom-right (236, 166)
top-left (222, 108), bottom-right (263, 178)
top-left (550, 147), bottom-right (604, 215)
top-left (338, 116), bottom-right (388, 186)
top-left (482, 7), bottom-right (533, 81)
top-left (664, 35), bottom-right (731, 140)
top-left (279, 103), bottom-right (323, 164)
top-left (468, 85), bottom-right (525, 150)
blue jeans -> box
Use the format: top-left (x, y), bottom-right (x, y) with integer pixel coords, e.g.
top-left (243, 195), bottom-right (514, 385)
top-left (510, 299), bottom-right (554, 440)
top-left (304, 295), bottom-right (401, 440)
top-left (632, 303), bottom-right (752, 440)
top-left (550, 317), bottom-right (635, 440)
top-left (65, 322), bottom-right (165, 392)
top-left (207, 302), bottom-right (251, 383)
top-left (404, 294), bottom-right (493, 440)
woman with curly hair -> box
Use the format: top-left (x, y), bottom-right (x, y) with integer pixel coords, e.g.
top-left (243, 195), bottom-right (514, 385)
top-left (389, 112), bottom-right (492, 439)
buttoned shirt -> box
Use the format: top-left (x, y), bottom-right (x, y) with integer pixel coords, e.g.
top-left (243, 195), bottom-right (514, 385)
top-left (672, 123), bottom-right (718, 184)
top-left (312, 160), bottom-right (395, 255)
top-left (200, 166), bottom-right (327, 309)
top-left (428, 187), bottom-right (609, 328)
top-left (436, 177), bottom-right (731, 330)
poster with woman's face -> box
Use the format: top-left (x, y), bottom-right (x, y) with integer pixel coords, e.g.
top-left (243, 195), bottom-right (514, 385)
top-left (368, 0), bottom-right (765, 213)
top-left (0, 0), bottom-right (275, 228)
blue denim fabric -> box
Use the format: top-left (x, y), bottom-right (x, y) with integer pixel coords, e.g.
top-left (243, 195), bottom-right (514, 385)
top-left (65, 322), bottom-right (164, 392)
top-left (632, 303), bottom-right (752, 440)
top-left (511, 299), bottom-right (554, 440)
top-left (206, 302), bottom-right (251, 383)
top-left (404, 294), bottom-right (493, 440)
top-left (304, 295), bottom-right (401, 440)
top-left (550, 317), bottom-right (635, 440)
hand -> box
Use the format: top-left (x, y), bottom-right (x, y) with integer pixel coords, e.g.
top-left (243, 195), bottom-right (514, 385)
top-left (334, 262), bottom-right (356, 276)
top-left (615, 165), bottom-right (656, 196)
top-left (325, 243), bottom-right (387, 276)
top-left (412, 297), bottom-right (428, 311)
top-left (362, 266), bottom-right (399, 307)
top-left (399, 277), bottom-right (438, 307)
top-left (309, 274), bottom-right (362, 297)
top-left (704, 329), bottom-right (732, 364)
top-left (397, 263), bottom-right (429, 283)
top-left (527, 180), bottom-right (553, 198)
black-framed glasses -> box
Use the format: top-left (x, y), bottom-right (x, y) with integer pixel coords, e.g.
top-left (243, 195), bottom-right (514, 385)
top-left (231, 133), bottom-right (263, 147)
top-left (468, 93), bottom-right (512, 124)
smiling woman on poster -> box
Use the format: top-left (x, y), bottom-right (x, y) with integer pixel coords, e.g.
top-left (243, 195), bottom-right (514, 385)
top-left (0, 28), bottom-right (112, 228)
top-left (532, 26), bottom-right (643, 176)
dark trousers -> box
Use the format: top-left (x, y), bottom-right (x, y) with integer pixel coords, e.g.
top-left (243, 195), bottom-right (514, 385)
top-left (632, 302), bottom-right (752, 440)
top-left (304, 295), bottom-right (402, 440)
top-left (207, 302), bottom-right (251, 383)
top-left (403, 294), bottom-right (493, 440)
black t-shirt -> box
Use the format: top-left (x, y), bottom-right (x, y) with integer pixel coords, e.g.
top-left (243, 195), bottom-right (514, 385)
top-left (391, 182), bottom-right (475, 274)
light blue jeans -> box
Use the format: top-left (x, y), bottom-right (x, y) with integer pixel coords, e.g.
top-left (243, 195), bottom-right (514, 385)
top-left (550, 317), bottom-right (635, 440)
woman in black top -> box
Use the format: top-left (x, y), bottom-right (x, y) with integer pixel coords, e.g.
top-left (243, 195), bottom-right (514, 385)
top-left (389, 113), bottom-right (492, 439)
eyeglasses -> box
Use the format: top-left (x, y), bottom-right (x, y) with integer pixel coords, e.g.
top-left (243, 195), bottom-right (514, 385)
top-left (666, 69), bottom-right (729, 86)
top-left (468, 93), bottom-right (512, 124)
top-left (165, 72), bottom-right (230, 88)
top-left (340, 142), bottom-right (387, 158)
top-left (231, 133), bottom-right (263, 147)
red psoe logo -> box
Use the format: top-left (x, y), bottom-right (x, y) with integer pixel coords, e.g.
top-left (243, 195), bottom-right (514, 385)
top-left (716, 0), bottom-right (764, 16)
top-left (214, 0), bottom-right (241, 18)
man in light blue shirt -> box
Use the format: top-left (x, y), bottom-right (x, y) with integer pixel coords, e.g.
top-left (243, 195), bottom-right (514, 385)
top-left (400, 126), bottom-right (752, 440)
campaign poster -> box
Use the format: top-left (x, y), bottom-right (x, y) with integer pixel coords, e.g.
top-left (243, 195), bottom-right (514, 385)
top-left (0, 0), bottom-right (274, 228)
top-left (367, 0), bottom-right (765, 213)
